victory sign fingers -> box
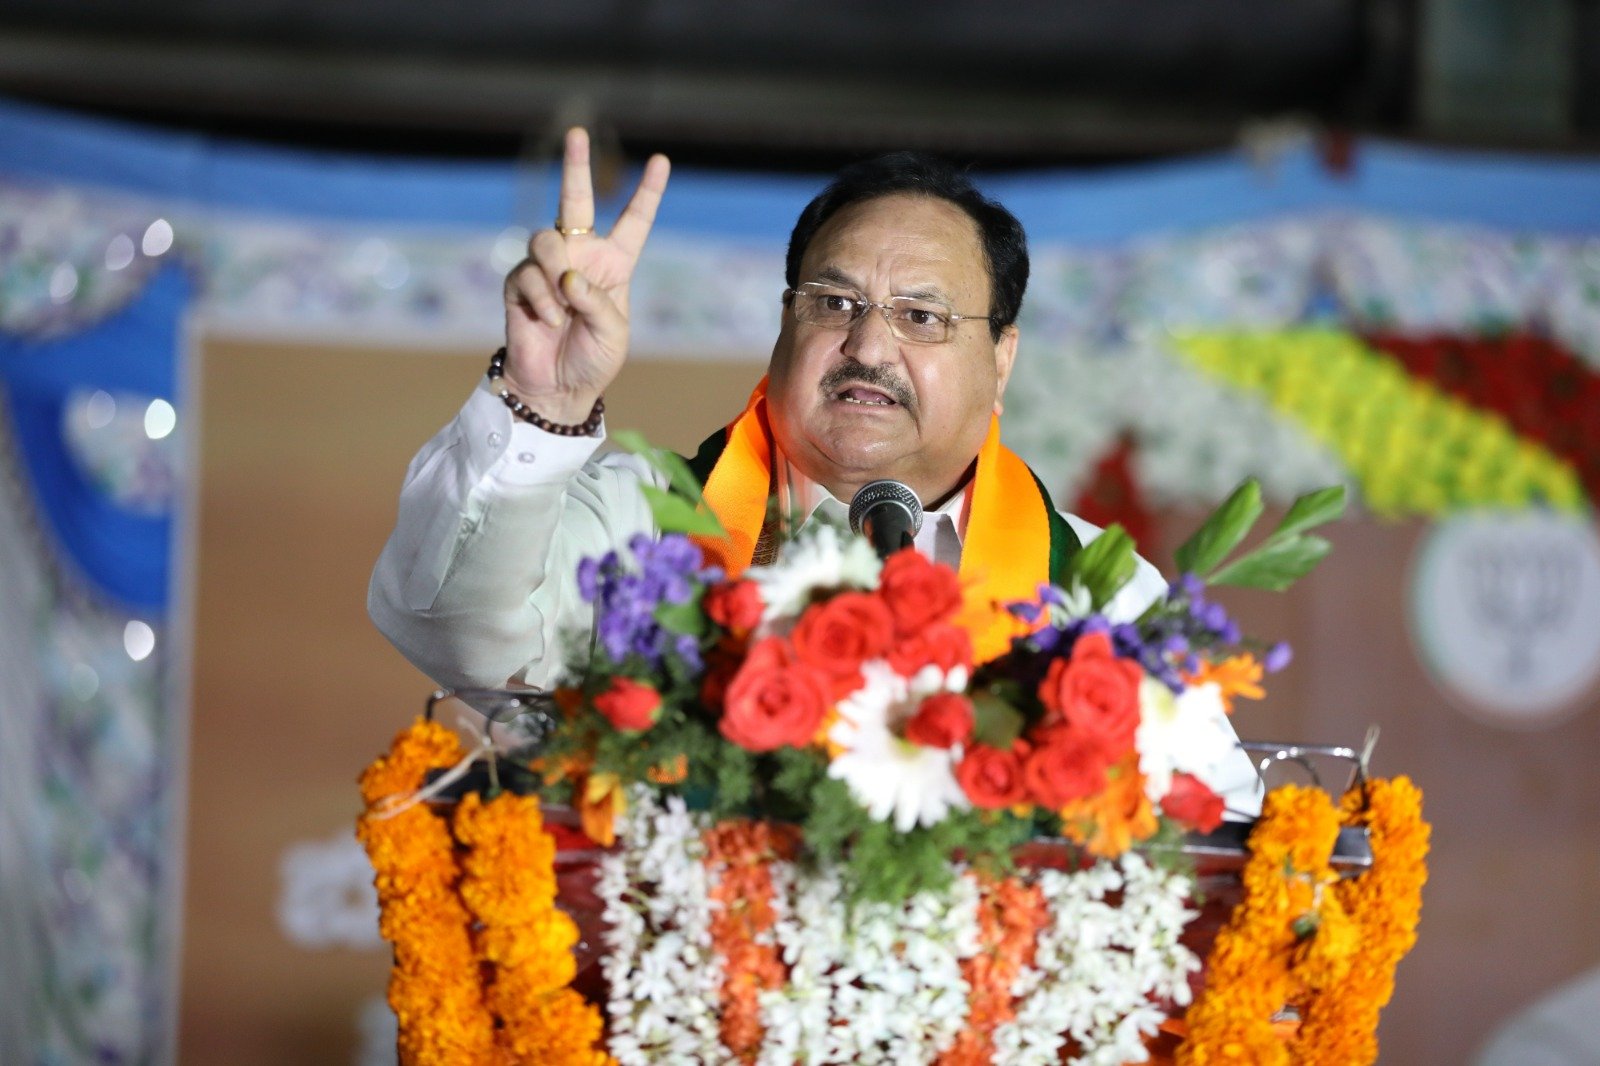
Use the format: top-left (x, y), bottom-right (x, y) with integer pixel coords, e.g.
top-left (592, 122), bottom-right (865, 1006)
top-left (501, 128), bottom-right (672, 413)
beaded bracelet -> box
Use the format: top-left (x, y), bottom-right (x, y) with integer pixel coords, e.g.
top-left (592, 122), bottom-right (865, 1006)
top-left (486, 348), bottom-right (604, 437)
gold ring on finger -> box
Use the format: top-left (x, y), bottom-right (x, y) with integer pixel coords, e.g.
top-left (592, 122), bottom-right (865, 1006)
top-left (555, 220), bottom-right (593, 237)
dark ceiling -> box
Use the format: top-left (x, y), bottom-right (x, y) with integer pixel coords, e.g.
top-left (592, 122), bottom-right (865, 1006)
top-left (0, 0), bottom-right (1589, 169)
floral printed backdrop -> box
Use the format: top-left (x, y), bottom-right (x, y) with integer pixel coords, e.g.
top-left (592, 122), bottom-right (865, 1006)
top-left (2, 96), bottom-right (1599, 1063)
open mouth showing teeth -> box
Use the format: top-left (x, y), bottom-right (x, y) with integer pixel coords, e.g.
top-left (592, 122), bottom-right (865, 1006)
top-left (836, 387), bottom-right (896, 406)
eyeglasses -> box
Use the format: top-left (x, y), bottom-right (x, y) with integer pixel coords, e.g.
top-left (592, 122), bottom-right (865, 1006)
top-left (783, 282), bottom-right (995, 345)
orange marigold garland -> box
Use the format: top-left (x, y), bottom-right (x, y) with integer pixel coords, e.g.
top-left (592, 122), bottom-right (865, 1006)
top-left (935, 872), bottom-right (1049, 1066)
top-left (703, 819), bottom-right (798, 1062)
top-left (454, 791), bottom-right (613, 1066)
top-left (1178, 778), bottom-right (1429, 1065)
top-left (1177, 784), bottom-right (1341, 1066)
top-left (1292, 777), bottom-right (1430, 1065)
top-left (357, 719), bottom-right (502, 1065)
top-left (361, 721), bottom-right (611, 1066)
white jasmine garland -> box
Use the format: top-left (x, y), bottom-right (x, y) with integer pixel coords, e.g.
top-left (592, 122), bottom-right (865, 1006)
top-left (598, 790), bottom-right (731, 1065)
top-left (993, 852), bottom-right (1200, 1066)
top-left (599, 796), bottom-right (1201, 1064)
top-left (761, 864), bottom-right (978, 1064)
top-left (746, 523), bottom-right (881, 623)
top-left (759, 862), bottom-right (843, 1065)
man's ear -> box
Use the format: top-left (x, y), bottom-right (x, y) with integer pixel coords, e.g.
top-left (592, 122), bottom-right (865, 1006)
top-left (993, 325), bottom-right (1020, 416)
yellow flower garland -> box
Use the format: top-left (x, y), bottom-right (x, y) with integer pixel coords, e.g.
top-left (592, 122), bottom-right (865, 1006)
top-left (1177, 778), bottom-right (1430, 1065)
top-left (1173, 330), bottom-right (1585, 517)
top-left (454, 791), bottom-right (612, 1065)
top-left (359, 720), bottom-right (611, 1065)
top-left (1178, 784), bottom-right (1341, 1065)
top-left (357, 719), bottom-right (501, 1064)
top-left (1292, 777), bottom-right (1430, 1065)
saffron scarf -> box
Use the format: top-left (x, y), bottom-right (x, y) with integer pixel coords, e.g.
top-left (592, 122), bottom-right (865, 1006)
top-left (687, 378), bottom-right (1076, 662)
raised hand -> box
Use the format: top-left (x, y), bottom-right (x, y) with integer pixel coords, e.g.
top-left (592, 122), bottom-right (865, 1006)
top-left (501, 128), bottom-right (671, 424)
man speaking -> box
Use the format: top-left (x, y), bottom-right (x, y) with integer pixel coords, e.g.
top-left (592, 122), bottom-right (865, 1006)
top-left (369, 128), bottom-right (1165, 694)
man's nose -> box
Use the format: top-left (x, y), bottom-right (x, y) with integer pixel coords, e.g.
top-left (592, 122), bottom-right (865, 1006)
top-left (841, 304), bottom-right (900, 365)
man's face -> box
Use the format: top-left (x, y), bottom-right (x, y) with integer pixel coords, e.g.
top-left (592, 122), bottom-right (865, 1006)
top-left (766, 193), bottom-right (1019, 506)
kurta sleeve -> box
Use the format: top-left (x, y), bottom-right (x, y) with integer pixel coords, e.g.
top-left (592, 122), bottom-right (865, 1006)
top-left (368, 379), bottom-right (661, 691)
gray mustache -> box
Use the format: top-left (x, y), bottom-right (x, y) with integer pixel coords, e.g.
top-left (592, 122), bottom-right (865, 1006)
top-left (819, 362), bottom-right (915, 411)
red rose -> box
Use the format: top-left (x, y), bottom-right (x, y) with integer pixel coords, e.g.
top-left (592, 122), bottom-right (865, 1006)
top-left (956, 743), bottom-right (1029, 809)
top-left (704, 579), bottom-right (764, 637)
top-left (720, 637), bottom-right (832, 752)
top-left (903, 692), bottom-right (974, 749)
top-left (1023, 727), bottom-right (1111, 808)
top-left (593, 676), bottom-right (661, 732)
top-left (878, 548), bottom-right (964, 636)
top-left (790, 591), bottom-right (894, 696)
top-left (1161, 772), bottom-right (1226, 832)
top-left (1038, 631), bottom-right (1142, 754)
top-left (887, 622), bottom-right (974, 678)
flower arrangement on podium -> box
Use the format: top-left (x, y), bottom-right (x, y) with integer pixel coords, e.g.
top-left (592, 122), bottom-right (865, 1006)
top-left (358, 442), bottom-right (1430, 1065)
top-left (543, 450), bottom-right (1335, 899)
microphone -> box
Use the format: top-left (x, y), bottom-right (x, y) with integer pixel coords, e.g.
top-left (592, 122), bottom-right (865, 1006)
top-left (849, 480), bottom-right (923, 560)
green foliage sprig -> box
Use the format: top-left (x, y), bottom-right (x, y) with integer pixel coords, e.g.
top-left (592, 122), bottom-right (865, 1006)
top-left (1177, 482), bottom-right (1346, 590)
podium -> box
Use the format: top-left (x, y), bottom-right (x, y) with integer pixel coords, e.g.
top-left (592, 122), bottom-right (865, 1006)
top-left (407, 690), bottom-right (1383, 1064)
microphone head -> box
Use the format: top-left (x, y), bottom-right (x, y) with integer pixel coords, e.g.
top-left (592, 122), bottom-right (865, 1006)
top-left (848, 480), bottom-right (924, 538)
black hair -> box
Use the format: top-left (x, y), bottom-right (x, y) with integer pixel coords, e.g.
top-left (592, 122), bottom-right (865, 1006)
top-left (785, 152), bottom-right (1028, 341)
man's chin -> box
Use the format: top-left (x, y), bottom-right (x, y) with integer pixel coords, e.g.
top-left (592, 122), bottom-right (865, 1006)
top-left (800, 438), bottom-right (916, 493)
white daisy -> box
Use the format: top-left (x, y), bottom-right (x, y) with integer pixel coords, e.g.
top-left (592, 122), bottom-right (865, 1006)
top-left (1135, 677), bottom-right (1238, 803)
top-left (827, 660), bottom-right (970, 832)
top-left (747, 524), bottom-right (880, 623)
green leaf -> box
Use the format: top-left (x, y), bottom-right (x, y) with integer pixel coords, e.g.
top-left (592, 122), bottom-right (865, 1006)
top-left (1065, 524), bottom-right (1138, 609)
top-left (610, 428), bottom-right (654, 458)
top-left (654, 599), bottom-right (708, 637)
top-left (639, 485), bottom-right (725, 536)
top-left (613, 430), bottom-right (709, 503)
top-left (1175, 479), bottom-right (1263, 577)
top-left (1271, 485), bottom-right (1347, 541)
top-left (971, 692), bottom-right (1024, 749)
top-left (1208, 534), bottom-right (1331, 590)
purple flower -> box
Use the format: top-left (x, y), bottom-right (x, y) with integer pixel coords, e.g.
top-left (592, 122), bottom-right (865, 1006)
top-left (578, 533), bottom-right (716, 671)
top-left (1170, 572), bottom-right (1205, 601)
top-left (1197, 601), bottom-right (1229, 633)
top-left (1009, 601), bottom-right (1043, 623)
top-left (630, 626), bottom-right (659, 659)
top-left (1264, 641), bottom-right (1293, 673)
top-left (1029, 622), bottom-right (1065, 653)
top-left (577, 553), bottom-right (610, 603)
top-left (674, 633), bottom-right (703, 672)
top-left (596, 608), bottom-right (635, 663)
top-left (630, 533), bottom-right (703, 604)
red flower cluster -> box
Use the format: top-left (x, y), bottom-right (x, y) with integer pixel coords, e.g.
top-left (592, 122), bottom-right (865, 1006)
top-left (956, 743), bottom-right (1029, 809)
top-left (720, 637), bottom-right (833, 751)
top-left (1369, 331), bottom-right (1600, 503)
top-left (1162, 771), bottom-right (1226, 833)
top-left (704, 579), bottom-right (763, 637)
top-left (598, 545), bottom-right (1226, 840)
top-left (955, 631), bottom-right (1145, 814)
top-left (594, 677), bottom-right (661, 732)
top-left (712, 549), bottom-right (976, 754)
